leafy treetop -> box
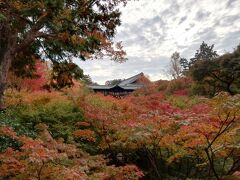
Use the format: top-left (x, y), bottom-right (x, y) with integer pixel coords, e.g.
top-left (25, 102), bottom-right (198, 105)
top-left (0, 0), bottom-right (128, 108)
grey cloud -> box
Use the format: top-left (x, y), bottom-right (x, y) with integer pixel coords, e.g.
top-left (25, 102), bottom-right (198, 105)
top-left (196, 28), bottom-right (218, 42)
top-left (161, 9), bottom-right (175, 19)
top-left (195, 11), bottom-right (211, 21)
top-left (226, 0), bottom-right (238, 7)
top-left (116, 15), bottom-right (167, 50)
top-left (109, 56), bottom-right (170, 81)
top-left (183, 0), bottom-right (198, 9)
top-left (77, 0), bottom-right (240, 83)
top-left (179, 16), bottom-right (187, 25)
top-left (217, 15), bottom-right (240, 26)
top-left (161, 1), bottom-right (181, 20)
top-left (152, 31), bottom-right (161, 37)
top-left (77, 55), bottom-right (170, 84)
top-left (185, 23), bottom-right (195, 31)
top-left (216, 30), bottom-right (240, 52)
top-left (123, 35), bottom-right (151, 48)
top-left (181, 30), bottom-right (240, 59)
top-left (164, 0), bottom-right (180, 13)
top-left (118, 15), bottom-right (165, 38)
top-left (181, 43), bottom-right (201, 59)
top-left (140, 15), bottom-right (165, 28)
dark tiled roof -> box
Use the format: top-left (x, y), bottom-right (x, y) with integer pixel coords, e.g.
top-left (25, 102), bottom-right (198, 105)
top-left (88, 85), bottom-right (113, 90)
top-left (88, 73), bottom-right (144, 91)
top-left (119, 84), bottom-right (144, 90)
top-left (118, 72), bottom-right (143, 86)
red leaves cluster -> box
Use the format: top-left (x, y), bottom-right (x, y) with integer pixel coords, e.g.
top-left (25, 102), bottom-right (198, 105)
top-left (81, 90), bottom-right (240, 175)
top-left (173, 89), bottom-right (188, 96)
top-left (0, 124), bottom-right (143, 179)
top-left (2, 79), bottom-right (240, 179)
top-left (0, 148), bottom-right (25, 177)
top-left (22, 61), bottom-right (48, 91)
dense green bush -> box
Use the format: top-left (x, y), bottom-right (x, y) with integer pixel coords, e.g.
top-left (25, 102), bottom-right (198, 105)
top-left (0, 101), bottom-right (84, 144)
top-left (0, 110), bottom-right (37, 152)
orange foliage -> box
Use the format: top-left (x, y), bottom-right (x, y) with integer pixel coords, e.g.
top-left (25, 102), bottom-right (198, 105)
top-left (2, 79), bottom-right (240, 179)
top-left (0, 124), bottom-right (143, 179)
top-left (78, 88), bottom-right (240, 178)
top-left (73, 129), bottom-right (96, 142)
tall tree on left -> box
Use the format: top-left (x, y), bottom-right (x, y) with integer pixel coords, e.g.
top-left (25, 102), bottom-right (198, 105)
top-left (0, 0), bottom-right (127, 109)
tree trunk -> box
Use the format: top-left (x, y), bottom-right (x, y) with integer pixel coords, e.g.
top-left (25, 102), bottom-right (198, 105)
top-left (0, 23), bottom-right (16, 110)
top-left (0, 52), bottom-right (14, 109)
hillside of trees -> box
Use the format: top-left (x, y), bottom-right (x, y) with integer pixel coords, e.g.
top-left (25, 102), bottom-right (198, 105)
top-left (0, 0), bottom-right (240, 179)
top-left (1, 43), bottom-right (240, 178)
top-left (0, 75), bottom-right (240, 179)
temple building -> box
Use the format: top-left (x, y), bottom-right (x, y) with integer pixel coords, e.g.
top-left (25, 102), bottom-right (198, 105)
top-left (88, 73), bottom-right (147, 97)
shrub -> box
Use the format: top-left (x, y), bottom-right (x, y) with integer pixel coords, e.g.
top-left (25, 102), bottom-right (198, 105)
top-left (1, 91), bottom-right (84, 143)
top-left (0, 125), bottom-right (144, 179)
top-left (165, 77), bottom-right (192, 95)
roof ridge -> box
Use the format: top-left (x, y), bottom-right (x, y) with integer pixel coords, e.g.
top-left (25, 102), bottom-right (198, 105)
top-left (118, 72), bottom-right (144, 86)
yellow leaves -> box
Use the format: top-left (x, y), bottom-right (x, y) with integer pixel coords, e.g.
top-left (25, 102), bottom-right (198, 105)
top-left (60, 8), bottom-right (72, 21)
top-left (11, 1), bottom-right (43, 12)
top-left (71, 35), bottom-right (85, 45)
top-left (58, 32), bottom-right (86, 45)
top-left (211, 92), bottom-right (240, 117)
top-left (5, 89), bottom-right (68, 107)
top-left (11, 1), bottom-right (25, 10)
top-left (88, 30), bottom-right (107, 43)
top-left (71, 35), bottom-right (78, 44)
top-left (31, 162), bottom-right (87, 180)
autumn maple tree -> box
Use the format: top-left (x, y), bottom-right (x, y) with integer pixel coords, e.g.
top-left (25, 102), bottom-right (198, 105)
top-left (0, 0), bottom-right (127, 108)
top-left (1, 75), bottom-right (240, 179)
top-left (77, 88), bottom-right (240, 179)
top-left (0, 124), bottom-right (143, 179)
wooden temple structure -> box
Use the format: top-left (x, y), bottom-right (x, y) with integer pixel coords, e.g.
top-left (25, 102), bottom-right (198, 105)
top-left (88, 73), bottom-right (146, 97)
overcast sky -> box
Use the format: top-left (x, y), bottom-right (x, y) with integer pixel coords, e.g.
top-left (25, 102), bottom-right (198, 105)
top-left (76, 0), bottom-right (240, 84)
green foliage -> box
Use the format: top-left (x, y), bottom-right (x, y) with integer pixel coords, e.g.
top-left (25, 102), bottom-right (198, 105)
top-left (0, 110), bottom-right (37, 138)
top-left (10, 44), bottom-right (41, 78)
top-left (0, 13), bottom-right (6, 21)
top-left (1, 0), bottom-right (126, 62)
top-left (0, 0), bottom-right (127, 105)
top-left (0, 135), bottom-right (21, 152)
top-left (50, 61), bottom-right (84, 89)
top-left (189, 41), bottom-right (218, 66)
top-left (1, 83), bottom-right (240, 179)
top-left (188, 43), bottom-right (240, 96)
top-left (86, 95), bottom-right (118, 110)
top-left (156, 80), bottom-right (169, 91)
top-left (166, 95), bottom-right (203, 109)
top-left (105, 79), bottom-right (123, 86)
top-left (179, 57), bottom-right (188, 72)
top-left (164, 78), bottom-right (192, 95)
top-left (0, 100), bottom-right (84, 143)
top-left (0, 110), bottom-right (36, 152)
top-left (81, 74), bottom-right (94, 85)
